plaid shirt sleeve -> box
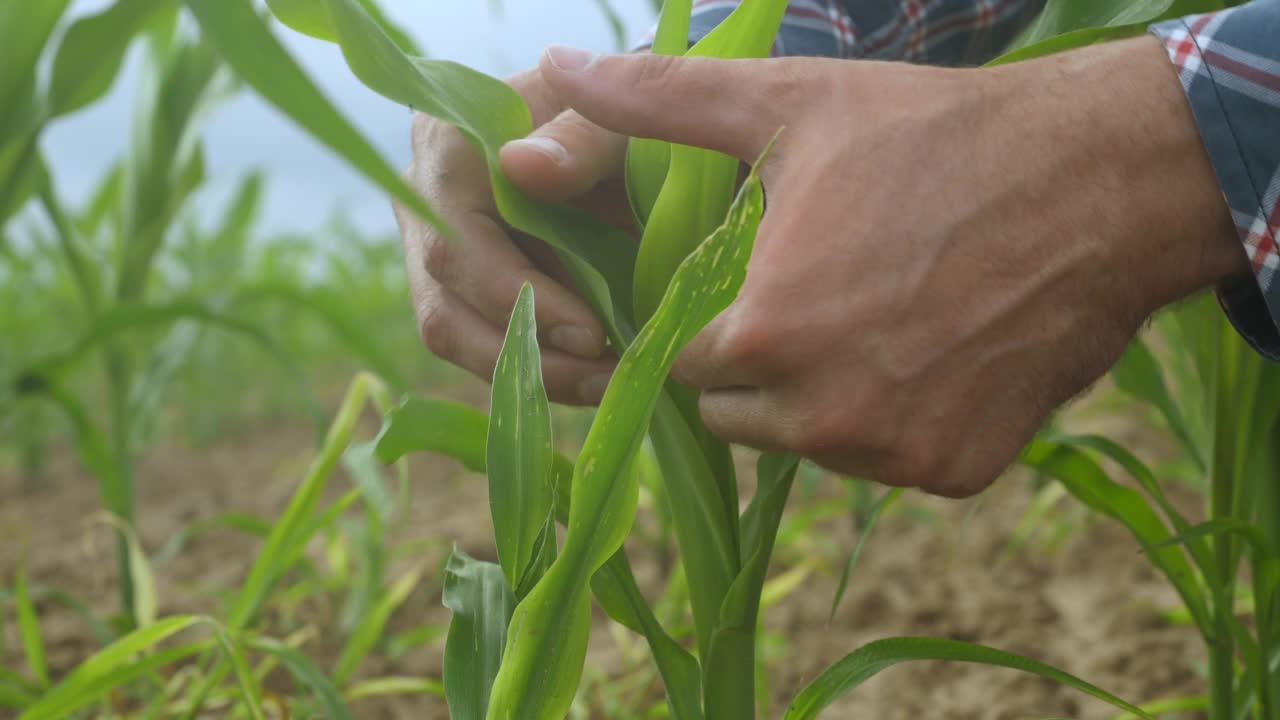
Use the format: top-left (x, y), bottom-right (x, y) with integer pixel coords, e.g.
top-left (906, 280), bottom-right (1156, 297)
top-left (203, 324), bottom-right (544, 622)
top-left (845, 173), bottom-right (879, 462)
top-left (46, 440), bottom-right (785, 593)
top-left (1152, 1), bottom-right (1280, 360)
top-left (683, 1), bottom-right (1043, 64)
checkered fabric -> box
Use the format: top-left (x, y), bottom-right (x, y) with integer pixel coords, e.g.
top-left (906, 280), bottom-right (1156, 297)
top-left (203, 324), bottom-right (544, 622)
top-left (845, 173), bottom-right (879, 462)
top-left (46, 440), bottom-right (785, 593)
top-left (684, 0), bottom-right (1043, 64)
top-left (1153, 3), bottom-right (1280, 359)
top-left (669, 0), bottom-right (1280, 357)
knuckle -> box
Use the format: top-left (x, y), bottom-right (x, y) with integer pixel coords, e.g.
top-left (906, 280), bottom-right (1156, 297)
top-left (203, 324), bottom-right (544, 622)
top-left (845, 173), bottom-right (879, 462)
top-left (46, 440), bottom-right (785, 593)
top-left (631, 53), bottom-right (683, 96)
top-left (791, 402), bottom-right (861, 458)
top-left (878, 441), bottom-right (941, 492)
top-left (715, 310), bottom-right (778, 372)
top-left (421, 233), bottom-right (452, 283)
top-left (417, 301), bottom-right (454, 359)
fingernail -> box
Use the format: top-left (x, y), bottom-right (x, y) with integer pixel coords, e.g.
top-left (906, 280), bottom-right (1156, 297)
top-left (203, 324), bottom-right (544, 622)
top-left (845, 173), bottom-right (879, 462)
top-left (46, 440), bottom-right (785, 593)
top-left (546, 45), bottom-right (599, 73)
top-left (549, 326), bottom-right (601, 359)
top-left (509, 136), bottom-right (568, 165)
top-left (578, 373), bottom-right (612, 404)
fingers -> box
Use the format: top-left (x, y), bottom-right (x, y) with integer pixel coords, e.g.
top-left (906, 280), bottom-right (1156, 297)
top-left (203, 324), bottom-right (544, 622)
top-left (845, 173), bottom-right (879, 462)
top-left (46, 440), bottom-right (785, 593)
top-left (538, 47), bottom-right (790, 163)
top-left (421, 284), bottom-right (617, 406)
top-left (417, 209), bottom-right (608, 358)
top-left (500, 109), bottom-right (628, 202)
top-left (398, 222), bottom-right (617, 405)
top-left (671, 309), bottom-right (767, 390)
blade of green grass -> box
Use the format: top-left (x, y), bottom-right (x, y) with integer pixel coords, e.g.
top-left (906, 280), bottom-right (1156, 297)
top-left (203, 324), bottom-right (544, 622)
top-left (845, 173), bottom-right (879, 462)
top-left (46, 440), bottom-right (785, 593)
top-left (829, 488), bottom-right (904, 621)
top-left (17, 616), bottom-right (210, 720)
top-left (14, 568), bottom-right (48, 688)
top-left (333, 563), bottom-right (425, 685)
top-left (784, 637), bottom-right (1153, 720)
top-left (245, 636), bottom-right (353, 720)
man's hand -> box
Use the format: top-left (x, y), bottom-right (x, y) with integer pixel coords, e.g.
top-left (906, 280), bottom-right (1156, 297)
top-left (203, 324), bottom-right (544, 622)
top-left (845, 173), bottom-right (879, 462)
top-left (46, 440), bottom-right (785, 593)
top-left (393, 69), bottom-right (626, 406)
top-left (538, 39), bottom-right (1248, 497)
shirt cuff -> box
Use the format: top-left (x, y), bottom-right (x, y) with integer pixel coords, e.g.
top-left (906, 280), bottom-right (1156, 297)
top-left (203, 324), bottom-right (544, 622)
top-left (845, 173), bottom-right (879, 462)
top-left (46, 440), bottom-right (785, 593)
top-left (1151, 4), bottom-right (1280, 361)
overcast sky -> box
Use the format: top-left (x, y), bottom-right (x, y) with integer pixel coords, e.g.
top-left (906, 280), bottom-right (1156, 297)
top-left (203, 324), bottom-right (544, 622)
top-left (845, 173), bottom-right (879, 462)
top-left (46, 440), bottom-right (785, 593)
top-left (41, 0), bottom-right (656, 236)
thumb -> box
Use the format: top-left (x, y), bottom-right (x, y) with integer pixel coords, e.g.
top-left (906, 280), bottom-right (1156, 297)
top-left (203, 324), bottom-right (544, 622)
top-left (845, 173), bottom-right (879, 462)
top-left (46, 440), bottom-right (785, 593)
top-left (538, 46), bottom-right (783, 163)
top-left (500, 109), bottom-right (626, 203)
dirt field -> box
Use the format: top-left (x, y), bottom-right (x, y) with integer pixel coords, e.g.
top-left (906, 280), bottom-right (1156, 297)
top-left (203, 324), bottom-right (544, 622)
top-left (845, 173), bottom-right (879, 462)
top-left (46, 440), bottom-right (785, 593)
top-left (0, 388), bottom-right (1206, 719)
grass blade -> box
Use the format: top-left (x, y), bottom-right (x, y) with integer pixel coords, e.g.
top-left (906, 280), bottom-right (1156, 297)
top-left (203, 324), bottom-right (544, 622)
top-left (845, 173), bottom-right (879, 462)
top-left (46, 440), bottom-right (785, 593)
top-left (245, 636), bottom-right (353, 720)
top-left (829, 488), bottom-right (904, 621)
top-left (14, 568), bottom-right (48, 688)
top-left (345, 676), bottom-right (445, 702)
top-left (17, 616), bottom-right (209, 720)
top-left (213, 627), bottom-right (266, 720)
top-left (784, 637), bottom-right (1152, 720)
top-left (333, 564), bottom-right (425, 686)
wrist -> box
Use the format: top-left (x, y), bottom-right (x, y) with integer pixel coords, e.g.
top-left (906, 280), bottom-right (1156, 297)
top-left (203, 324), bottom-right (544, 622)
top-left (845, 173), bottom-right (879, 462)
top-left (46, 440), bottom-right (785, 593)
top-left (999, 36), bottom-right (1248, 319)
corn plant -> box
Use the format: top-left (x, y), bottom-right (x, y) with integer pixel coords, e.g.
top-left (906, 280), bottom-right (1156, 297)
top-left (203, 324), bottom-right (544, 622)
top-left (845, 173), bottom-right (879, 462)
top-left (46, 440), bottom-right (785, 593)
top-left (177, 0), bottom-right (1280, 716)
top-left (1025, 289), bottom-right (1280, 720)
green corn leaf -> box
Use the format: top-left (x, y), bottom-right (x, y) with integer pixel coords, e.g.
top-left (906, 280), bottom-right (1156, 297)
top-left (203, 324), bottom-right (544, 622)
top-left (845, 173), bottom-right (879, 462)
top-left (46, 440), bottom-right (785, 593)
top-left (1053, 434), bottom-right (1215, 580)
top-left (1010, 0), bottom-right (1200, 48)
top-left (488, 284), bottom-right (556, 593)
top-left (91, 514), bottom-right (159, 629)
top-left (632, 0), bottom-right (788, 323)
top-left (262, 0), bottom-right (638, 335)
top-left (333, 563), bottom-right (425, 685)
top-left (648, 393), bottom-right (740, 660)
top-left (704, 452), bottom-right (799, 720)
top-left (625, 0), bottom-right (692, 225)
top-left (375, 397), bottom-right (490, 470)
top-left (829, 488), bottom-right (904, 621)
top-left (989, 24), bottom-right (1148, 65)
top-left (1109, 338), bottom-right (1205, 470)
top-left (14, 569), bottom-right (48, 688)
top-left (784, 637), bottom-right (1152, 720)
top-left (184, 0), bottom-right (452, 238)
top-left (47, 0), bottom-right (176, 118)
top-left (0, 0), bottom-right (70, 132)
top-left (17, 616), bottom-right (210, 720)
top-left (343, 440), bottom-right (394, 525)
top-left (442, 549), bottom-right (516, 720)
top-left (245, 636), bottom-right (354, 720)
top-left (1020, 437), bottom-right (1213, 637)
top-left (486, 135), bottom-right (773, 720)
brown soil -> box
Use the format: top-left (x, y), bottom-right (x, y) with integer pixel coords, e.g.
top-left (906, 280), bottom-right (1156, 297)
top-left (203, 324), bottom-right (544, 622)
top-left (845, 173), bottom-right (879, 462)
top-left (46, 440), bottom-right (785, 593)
top-left (0, 384), bottom-right (1207, 719)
